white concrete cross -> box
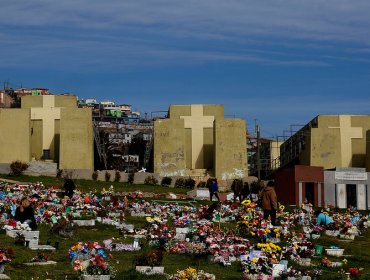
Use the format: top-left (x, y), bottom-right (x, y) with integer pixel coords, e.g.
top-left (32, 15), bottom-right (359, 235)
top-left (180, 105), bottom-right (214, 169)
top-left (30, 96), bottom-right (61, 151)
top-left (329, 115), bottom-right (362, 167)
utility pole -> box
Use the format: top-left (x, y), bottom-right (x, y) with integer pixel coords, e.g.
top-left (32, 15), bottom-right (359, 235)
top-left (256, 123), bottom-right (261, 180)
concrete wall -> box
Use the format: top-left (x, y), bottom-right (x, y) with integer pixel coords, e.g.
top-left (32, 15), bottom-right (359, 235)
top-left (59, 108), bottom-right (93, 171)
top-left (22, 95), bottom-right (77, 108)
top-left (214, 118), bottom-right (247, 179)
top-left (0, 109), bottom-right (31, 163)
top-left (153, 119), bottom-right (186, 176)
top-left (310, 116), bottom-right (342, 169)
top-left (367, 130), bottom-right (370, 172)
top-left (30, 120), bottom-right (43, 160)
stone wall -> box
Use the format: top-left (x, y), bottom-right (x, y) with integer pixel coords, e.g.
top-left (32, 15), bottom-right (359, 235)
top-left (214, 118), bottom-right (248, 180)
top-left (153, 119), bottom-right (186, 176)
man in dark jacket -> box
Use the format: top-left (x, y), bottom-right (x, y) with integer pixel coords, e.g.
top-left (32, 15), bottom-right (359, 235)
top-left (14, 197), bottom-right (37, 230)
top-left (64, 179), bottom-right (76, 199)
top-left (261, 181), bottom-right (278, 226)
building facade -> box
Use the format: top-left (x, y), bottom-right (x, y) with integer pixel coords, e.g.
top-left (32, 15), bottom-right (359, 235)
top-left (0, 95), bottom-right (93, 172)
top-left (280, 115), bottom-right (370, 171)
top-left (154, 104), bottom-right (247, 179)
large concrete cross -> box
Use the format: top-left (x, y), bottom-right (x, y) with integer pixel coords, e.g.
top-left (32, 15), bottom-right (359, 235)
top-left (180, 105), bottom-right (214, 169)
top-left (30, 96), bottom-right (61, 153)
top-left (329, 115), bottom-right (362, 167)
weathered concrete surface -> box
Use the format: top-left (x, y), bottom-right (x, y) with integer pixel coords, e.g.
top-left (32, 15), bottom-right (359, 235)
top-left (154, 119), bottom-right (186, 177)
top-left (214, 118), bottom-right (248, 180)
top-left (23, 161), bottom-right (58, 176)
top-left (59, 108), bottom-right (93, 171)
top-left (0, 109), bottom-right (31, 163)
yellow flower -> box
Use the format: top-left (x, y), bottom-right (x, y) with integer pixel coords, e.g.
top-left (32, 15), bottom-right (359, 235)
top-left (343, 259), bottom-right (348, 265)
top-left (242, 200), bottom-right (251, 205)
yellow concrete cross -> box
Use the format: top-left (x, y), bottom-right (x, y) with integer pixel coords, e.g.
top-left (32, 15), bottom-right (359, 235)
top-left (30, 96), bottom-right (61, 153)
top-left (180, 105), bottom-right (215, 169)
top-left (329, 115), bottom-right (363, 167)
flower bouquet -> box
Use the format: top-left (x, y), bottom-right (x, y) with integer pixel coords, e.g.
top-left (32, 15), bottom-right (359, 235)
top-left (69, 242), bottom-right (113, 279)
top-left (0, 248), bottom-right (13, 274)
top-left (169, 267), bottom-right (215, 280)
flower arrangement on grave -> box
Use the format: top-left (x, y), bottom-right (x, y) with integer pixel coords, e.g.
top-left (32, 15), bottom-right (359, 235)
top-left (30, 252), bottom-right (49, 263)
top-left (321, 257), bottom-right (332, 267)
top-left (51, 218), bottom-right (76, 238)
top-left (69, 242), bottom-right (114, 276)
top-left (281, 240), bottom-right (315, 261)
top-left (169, 267), bottom-right (216, 280)
top-left (174, 216), bottom-right (191, 227)
top-left (74, 210), bottom-right (96, 220)
top-left (279, 268), bottom-right (313, 279)
top-left (0, 248), bottom-right (12, 265)
top-left (14, 232), bottom-right (26, 245)
top-left (134, 250), bottom-right (163, 267)
top-left (103, 239), bottom-right (140, 252)
top-left (348, 267), bottom-right (361, 277)
top-left (241, 257), bottom-right (273, 279)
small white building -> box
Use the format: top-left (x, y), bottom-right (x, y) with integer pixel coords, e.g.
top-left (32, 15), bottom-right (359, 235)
top-left (324, 167), bottom-right (370, 210)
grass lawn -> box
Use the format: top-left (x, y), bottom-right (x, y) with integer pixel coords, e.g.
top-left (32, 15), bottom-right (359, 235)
top-left (0, 173), bottom-right (190, 194)
top-left (1, 175), bottom-right (370, 279)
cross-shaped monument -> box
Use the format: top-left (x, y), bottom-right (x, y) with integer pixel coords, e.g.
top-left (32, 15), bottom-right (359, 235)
top-left (180, 104), bottom-right (215, 169)
top-left (30, 96), bottom-right (61, 159)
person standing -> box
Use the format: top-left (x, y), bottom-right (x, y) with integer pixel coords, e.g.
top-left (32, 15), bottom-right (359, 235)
top-left (209, 178), bottom-right (220, 202)
top-left (261, 181), bottom-right (278, 226)
top-left (14, 197), bottom-right (37, 230)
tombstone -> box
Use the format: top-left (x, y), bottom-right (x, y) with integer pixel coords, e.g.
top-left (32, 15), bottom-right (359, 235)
top-left (187, 188), bottom-right (210, 200)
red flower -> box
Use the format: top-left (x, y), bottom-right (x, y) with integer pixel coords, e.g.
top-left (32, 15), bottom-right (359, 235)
top-left (348, 267), bottom-right (360, 277)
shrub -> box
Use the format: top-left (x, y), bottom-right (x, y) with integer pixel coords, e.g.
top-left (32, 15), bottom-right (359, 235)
top-left (196, 181), bottom-right (207, 188)
top-left (184, 177), bottom-right (196, 189)
top-left (174, 178), bottom-right (186, 188)
top-left (10, 160), bottom-right (29, 176)
top-left (56, 169), bottom-right (63, 179)
top-left (144, 175), bottom-right (158, 185)
top-left (105, 171), bottom-right (111, 182)
top-left (92, 171), bottom-right (98, 181)
top-left (135, 250), bottom-right (163, 267)
top-left (161, 177), bottom-right (172, 187)
top-left (128, 172), bottom-right (135, 184)
top-left (114, 171), bottom-right (121, 182)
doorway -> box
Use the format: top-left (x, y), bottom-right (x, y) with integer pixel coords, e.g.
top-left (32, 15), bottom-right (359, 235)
top-left (346, 184), bottom-right (357, 209)
top-left (305, 182), bottom-right (315, 206)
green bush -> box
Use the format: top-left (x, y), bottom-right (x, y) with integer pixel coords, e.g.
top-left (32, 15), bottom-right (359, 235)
top-left (174, 178), bottom-right (186, 188)
top-left (144, 175), bottom-right (158, 185)
top-left (161, 177), bottom-right (172, 187)
top-left (128, 172), bottom-right (135, 184)
top-left (92, 171), bottom-right (98, 181)
top-left (114, 171), bottom-right (121, 182)
top-left (105, 171), bottom-right (111, 182)
top-left (184, 177), bottom-right (196, 189)
top-left (10, 160), bottom-right (29, 176)
top-left (196, 181), bottom-right (207, 188)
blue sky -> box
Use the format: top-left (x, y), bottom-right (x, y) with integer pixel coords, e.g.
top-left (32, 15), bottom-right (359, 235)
top-left (1, 0), bottom-right (370, 137)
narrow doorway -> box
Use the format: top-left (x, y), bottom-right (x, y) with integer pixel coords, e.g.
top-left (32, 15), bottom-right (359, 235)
top-left (305, 182), bottom-right (315, 206)
top-left (346, 184), bottom-right (357, 209)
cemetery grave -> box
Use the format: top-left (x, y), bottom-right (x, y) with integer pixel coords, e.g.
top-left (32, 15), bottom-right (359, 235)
top-left (0, 178), bottom-right (370, 279)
